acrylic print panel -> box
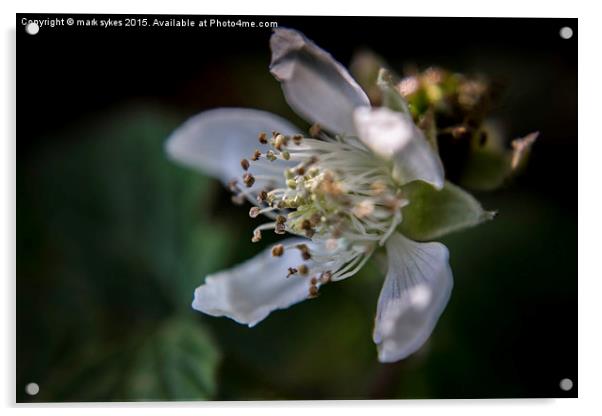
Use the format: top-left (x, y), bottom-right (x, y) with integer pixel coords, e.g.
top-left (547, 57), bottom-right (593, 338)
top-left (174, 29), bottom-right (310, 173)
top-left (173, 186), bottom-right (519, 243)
top-left (17, 14), bottom-right (577, 402)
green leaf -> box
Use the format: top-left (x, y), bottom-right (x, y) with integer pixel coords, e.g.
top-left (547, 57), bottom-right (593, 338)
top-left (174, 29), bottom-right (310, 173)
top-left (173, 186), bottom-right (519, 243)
top-left (18, 106), bottom-right (226, 401)
top-left (399, 180), bottom-right (495, 241)
top-left (377, 68), bottom-right (411, 115)
top-left (126, 317), bottom-right (220, 401)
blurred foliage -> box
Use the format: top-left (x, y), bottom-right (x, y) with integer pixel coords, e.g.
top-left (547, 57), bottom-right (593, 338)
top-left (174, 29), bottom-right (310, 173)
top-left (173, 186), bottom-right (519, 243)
top-left (350, 53), bottom-right (537, 191)
top-left (17, 107), bottom-right (224, 401)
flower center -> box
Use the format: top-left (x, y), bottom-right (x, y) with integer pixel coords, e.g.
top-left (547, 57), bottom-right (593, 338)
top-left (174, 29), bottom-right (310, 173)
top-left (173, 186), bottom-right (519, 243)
top-left (230, 125), bottom-right (408, 297)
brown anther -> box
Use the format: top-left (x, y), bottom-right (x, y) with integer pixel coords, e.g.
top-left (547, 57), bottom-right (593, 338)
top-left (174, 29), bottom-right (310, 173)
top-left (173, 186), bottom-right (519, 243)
top-left (309, 123), bottom-right (321, 138)
top-left (243, 172), bottom-right (255, 188)
top-left (296, 244), bottom-right (311, 260)
top-left (266, 150), bottom-right (277, 161)
top-left (251, 229), bottom-right (262, 243)
top-left (308, 285), bottom-right (319, 298)
top-left (249, 207), bottom-right (261, 218)
top-left (240, 158), bottom-right (250, 171)
top-left (257, 190), bottom-right (268, 203)
top-left (310, 277), bottom-right (318, 285)
top-left (275, 223), bottom-right (286, 235)
top-left (274, 134), bottom-right (289, 151)
top-left (296, 166), bottom-right (306, 176)
top-left (251, 149), bottom-right (262, 161)
top-left (298, 264), bottom-right (309, 275)
top-left (292, 134), bottom-right (303, 145)
top-left (271, 244), bottom-right (284, 257)
top-left (258, 132), bottom-right (268, 144)
top-left (227, 179), bottom-right (239, 192)
top-left (276, 215), bottom-right (287, 224)
top-left (301, 219), bottom-right (311, 230)
top-left (319, 271), bottom-right (332, 284)
top-left (287, 267), bottom-right (298, 278)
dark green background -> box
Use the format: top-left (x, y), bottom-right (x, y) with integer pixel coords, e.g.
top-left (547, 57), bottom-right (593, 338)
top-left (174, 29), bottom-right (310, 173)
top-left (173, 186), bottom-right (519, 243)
top-left (17, 15), bottom-right (577, 401)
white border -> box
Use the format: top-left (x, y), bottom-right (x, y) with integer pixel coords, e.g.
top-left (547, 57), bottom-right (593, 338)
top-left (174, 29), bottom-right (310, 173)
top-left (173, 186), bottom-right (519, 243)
top-left (2, 0), bottom-right (599, 414)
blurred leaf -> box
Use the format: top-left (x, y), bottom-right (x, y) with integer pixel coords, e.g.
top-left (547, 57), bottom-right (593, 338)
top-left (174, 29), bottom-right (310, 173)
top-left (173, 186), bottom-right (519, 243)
top-left (18, 105), bottom-right (225, 401)
top-left (399, 181), bottom-right (495, 241)
top-left (126, 317), bottom-right (220, 401)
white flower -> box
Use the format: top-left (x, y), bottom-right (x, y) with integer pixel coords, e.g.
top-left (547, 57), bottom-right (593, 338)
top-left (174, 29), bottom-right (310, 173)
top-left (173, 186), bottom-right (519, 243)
top-left (166, 28), bottom-right (456, 362)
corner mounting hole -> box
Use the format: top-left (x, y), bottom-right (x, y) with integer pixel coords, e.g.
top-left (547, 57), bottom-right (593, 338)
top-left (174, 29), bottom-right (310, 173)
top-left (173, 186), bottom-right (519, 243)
top-left (559, 378), bottom-right (573, 391)
top-left (25, 22), bottom-right (39, 35)
top-left (25, 382), bottom-right (39, 396)
top-left (559, 26), bottom-right (573, 39)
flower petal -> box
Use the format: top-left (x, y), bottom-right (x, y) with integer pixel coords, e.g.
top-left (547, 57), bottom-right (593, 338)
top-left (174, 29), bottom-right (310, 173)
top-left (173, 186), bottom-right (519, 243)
top-left (373, 233), bottom-right (453, 362)
top-left (270, 28), bottom-right (370, 136)
top-left (192, 239), bottom-right (317, 327)
top-left (353, 107), bottom-right (445, 190)
top-left (165, 108), bottom-right (300, 188)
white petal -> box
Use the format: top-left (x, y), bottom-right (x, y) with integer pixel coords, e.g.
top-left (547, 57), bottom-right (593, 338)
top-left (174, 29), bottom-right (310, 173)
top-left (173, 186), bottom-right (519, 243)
top-left (373, 233), bottom-right (453, 362)
top-left (353, 107), bottom-right (445, 190)
top-left (165, 108), bottom-right (300, 188)
top-left (270, 28), bottom-right (370, 136)
top-left (192, 239), bottom-right (317, 327)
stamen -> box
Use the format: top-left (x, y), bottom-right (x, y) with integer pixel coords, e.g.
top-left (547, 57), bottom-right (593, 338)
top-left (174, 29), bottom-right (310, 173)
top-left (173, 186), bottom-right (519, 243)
top-left (227, 179), bottom-right (238, 192)
top-left (243, 173), bottom-right (255, 187)
top-left (319, 271), bottom-right (332, 284)
top-left (272, 244), bottom-right (284, 257)
top-left (249, 207), bottom-right (261, 218)
top-left (296, 244), bottom-right (311, 260)
top-left (298, 264), bottom-right (309, 275)
top-left (251, 149), bottom-right (262, 161)
top-left (292, 134), bottom-right (303, 145)
top-left (258, 132), bottom-right (268, 144)
top-left (251, 229), bottom-right (262, 243)
top-left (308, 284), bottom-right (319, 298)
top-left (231, 194), bottom-right (245, 205)
top-left (309, 123), bottom-right (321, 138)
top-left (240, 158), bottom-right (250, 171)
top-left (287, 267), bottom-right (298, 277)
top-left (257, 190), bottom-right (268, 203)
